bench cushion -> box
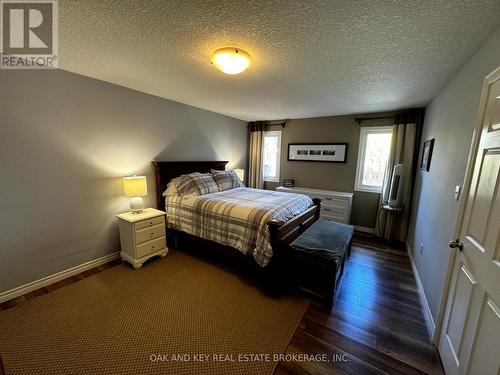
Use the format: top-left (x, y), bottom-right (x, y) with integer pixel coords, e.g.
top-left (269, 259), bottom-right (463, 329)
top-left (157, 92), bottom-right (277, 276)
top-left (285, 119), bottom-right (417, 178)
top-left (289, 219), bottom-right (353, 266)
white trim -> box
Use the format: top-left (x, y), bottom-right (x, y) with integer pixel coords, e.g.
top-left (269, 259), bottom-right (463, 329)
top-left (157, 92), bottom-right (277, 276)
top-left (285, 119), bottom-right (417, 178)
top-left (355, 185), bottom-right (383, 194)
top-left (354, 126), bottom-right (393, 193)
top-left (263, 130), bottom-right (282, 183)
top-left (353, 225), bottom-right (374, 234)
top-left (0, 252), bottom-right (120, 304)
top-left (406, 243), bottom-right (436, 341)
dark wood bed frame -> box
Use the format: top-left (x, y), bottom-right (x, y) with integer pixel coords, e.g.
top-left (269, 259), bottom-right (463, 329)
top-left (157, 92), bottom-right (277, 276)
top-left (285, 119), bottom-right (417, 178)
top-left (152, 160), bottom-right (321, 281)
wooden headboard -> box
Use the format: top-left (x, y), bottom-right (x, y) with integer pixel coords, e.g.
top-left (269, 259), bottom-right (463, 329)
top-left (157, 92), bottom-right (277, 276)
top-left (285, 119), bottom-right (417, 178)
top-left (151, 161), bottom-right (228, 212)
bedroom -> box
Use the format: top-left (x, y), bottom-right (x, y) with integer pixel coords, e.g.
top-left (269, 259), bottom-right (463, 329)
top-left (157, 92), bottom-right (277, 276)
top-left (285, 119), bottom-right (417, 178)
top-left (0, 1), bottom-right (499, 374)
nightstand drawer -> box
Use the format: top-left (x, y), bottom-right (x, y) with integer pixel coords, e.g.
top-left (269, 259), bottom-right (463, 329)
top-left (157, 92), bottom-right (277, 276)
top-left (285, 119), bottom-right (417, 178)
top-left (135, 224), bottom-right (165, 244)
top-left (134, 216), bottom-right (165, 230)
top-left (136, 236), bottom-right (166, 258)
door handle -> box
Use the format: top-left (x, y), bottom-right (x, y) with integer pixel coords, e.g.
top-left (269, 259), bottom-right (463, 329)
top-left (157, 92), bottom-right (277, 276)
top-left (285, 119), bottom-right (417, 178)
top-left (448, 239), bottom-right (464, 251)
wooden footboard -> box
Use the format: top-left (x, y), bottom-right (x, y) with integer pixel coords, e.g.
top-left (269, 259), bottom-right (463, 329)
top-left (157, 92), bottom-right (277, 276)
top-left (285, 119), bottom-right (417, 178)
top-left (268, 198), bottom-right (321, 253)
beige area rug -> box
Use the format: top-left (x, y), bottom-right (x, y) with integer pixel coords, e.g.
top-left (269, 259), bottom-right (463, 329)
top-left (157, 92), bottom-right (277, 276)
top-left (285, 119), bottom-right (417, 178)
top-left (0, 250), bottom-right (308, 375)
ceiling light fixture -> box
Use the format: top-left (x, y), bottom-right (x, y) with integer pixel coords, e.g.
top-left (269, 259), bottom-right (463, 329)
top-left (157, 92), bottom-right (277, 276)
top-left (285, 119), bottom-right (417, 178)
top-left (210, 47), bottom-right (252, 75)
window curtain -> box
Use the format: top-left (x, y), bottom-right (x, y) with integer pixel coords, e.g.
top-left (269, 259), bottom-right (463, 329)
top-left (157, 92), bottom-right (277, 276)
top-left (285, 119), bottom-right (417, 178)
top-left (375, 110), bottom-right (424, 241)
top-left (248, 121), bottom-right (266, 189)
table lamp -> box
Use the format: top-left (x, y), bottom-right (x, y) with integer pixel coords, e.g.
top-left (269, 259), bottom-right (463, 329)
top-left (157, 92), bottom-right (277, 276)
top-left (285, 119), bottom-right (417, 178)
top-left (123, 175), bottom-right (148, 213)
top-left (234, 168), bottom-right (245, 182)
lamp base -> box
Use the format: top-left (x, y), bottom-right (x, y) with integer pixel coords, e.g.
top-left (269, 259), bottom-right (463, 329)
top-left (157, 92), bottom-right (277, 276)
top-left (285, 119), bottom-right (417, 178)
top-left (130, 196), bottom-right (144, 214)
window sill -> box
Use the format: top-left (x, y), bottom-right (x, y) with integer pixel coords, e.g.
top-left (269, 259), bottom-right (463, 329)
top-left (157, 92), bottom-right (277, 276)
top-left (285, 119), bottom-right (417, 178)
top-left (354, 186), bottom-right (382, 194)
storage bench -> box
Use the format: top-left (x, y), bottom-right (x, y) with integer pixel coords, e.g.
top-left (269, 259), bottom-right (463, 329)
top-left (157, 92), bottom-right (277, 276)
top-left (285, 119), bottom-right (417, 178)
top-left (288, 219), bottom-right (353, 308)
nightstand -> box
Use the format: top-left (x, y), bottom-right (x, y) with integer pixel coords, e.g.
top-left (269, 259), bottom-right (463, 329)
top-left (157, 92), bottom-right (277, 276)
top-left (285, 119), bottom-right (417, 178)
top-left (116, 208), bottom-right (168, 269)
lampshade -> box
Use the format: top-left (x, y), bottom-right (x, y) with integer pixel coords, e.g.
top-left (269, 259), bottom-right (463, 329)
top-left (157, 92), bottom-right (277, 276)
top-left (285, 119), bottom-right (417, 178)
top-left (234, 168), bottom-right (245, 181)
top-left (123, 176), bottom-right (148, 197)
top-left (210, 47), bottom-right (252, 75)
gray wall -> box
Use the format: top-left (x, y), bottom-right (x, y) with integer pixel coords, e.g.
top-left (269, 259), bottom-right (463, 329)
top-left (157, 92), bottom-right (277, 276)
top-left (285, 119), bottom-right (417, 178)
top-left (407, 26), bottom-right (500, 321)
top-left (265, 114), bottom-right (396, 228)
top-left (0, 70), bottom-right (247, 293)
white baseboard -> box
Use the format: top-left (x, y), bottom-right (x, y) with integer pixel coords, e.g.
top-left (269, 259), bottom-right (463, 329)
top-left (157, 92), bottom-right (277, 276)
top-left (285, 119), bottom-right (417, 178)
top-left (353, 225), bottom-right (374, 234)
top-left (406, 243), bottom-right (436, 340)
top-left (0, 252), bottom-right (120, 304)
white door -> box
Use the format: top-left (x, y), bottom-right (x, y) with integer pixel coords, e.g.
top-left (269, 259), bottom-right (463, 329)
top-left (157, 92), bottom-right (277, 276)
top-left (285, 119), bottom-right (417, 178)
top-left (438, 66), bottom-right (500, 374)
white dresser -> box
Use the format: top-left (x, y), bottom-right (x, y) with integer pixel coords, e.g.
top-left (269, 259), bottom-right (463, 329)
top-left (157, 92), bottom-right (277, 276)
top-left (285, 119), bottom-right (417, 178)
top-left (116, 208), bottom-right (168, 269)
top-left (276, 186), bottom-right (353, 224)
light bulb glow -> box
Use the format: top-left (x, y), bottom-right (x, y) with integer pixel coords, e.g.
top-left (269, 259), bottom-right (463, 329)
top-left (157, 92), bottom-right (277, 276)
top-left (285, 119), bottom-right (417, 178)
top-left (210, 47), bottom-right (252, 75)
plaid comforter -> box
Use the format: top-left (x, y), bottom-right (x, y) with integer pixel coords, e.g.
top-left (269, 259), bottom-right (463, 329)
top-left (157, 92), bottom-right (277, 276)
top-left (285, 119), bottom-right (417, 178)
top-left (166, 188), bottom-right (313, 267)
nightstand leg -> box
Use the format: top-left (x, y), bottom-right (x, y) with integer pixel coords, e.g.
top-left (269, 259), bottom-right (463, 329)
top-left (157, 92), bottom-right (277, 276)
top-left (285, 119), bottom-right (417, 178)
top-left (133, 263), bottom-right (143, 269)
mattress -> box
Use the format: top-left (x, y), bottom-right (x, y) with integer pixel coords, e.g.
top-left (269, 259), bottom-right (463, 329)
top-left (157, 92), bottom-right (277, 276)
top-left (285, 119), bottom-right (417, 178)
top-left (166, 187), bottom-right (313, 266)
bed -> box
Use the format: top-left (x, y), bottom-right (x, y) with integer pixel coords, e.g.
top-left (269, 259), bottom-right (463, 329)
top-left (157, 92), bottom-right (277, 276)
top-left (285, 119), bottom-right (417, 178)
top-left (166, 187), bottom-right (314, 267)
top-left (152, 161), bottom-right (321, 271)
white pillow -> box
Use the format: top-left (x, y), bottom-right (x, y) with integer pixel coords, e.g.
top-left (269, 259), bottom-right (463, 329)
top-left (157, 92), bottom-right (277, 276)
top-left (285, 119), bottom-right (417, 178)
top-left (162, 177), bottom-right (180, 196)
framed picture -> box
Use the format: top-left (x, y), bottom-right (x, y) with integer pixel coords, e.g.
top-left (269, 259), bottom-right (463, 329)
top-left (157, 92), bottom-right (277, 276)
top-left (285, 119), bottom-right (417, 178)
top-left (288, 143), bottom-right (347, 162)
top-left (420, 139), bottom-right (434, 171)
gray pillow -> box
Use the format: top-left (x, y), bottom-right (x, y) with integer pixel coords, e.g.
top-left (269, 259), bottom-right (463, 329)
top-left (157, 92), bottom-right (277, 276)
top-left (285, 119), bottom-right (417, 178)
top-left (176, 172), bottom-right (219, 196)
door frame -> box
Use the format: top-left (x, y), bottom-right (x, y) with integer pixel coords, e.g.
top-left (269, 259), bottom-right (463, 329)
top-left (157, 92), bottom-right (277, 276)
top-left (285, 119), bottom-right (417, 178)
top-left (433, 65), bottom-right (500, 346)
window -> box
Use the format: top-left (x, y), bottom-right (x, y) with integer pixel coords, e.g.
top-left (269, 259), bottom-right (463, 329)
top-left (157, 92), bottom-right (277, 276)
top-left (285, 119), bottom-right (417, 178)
top-left (355, 126), bottom-right (393, 193)
top-left (263, 130), bottom-right (282, 182)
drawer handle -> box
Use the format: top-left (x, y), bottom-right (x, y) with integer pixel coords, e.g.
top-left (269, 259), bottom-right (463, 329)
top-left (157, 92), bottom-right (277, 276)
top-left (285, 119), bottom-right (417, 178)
top-left (324, 197), bottom-right (332, 200)
top-left (151, 245), bottom-right (155, 249)
top-left (150, 232), bottom-right (154, 236)
top-left (324, 208), bottom-right (332, 211)
top-left (149, 221), bottom-right (153, 225)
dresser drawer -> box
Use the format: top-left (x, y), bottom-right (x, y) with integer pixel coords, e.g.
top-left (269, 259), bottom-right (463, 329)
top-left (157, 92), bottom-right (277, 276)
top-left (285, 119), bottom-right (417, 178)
top-left (135, 224), bottom-right (165, 244)
top-left (317, 195), bottom-right (348, 208)
top-left (136, 236), bottom-right (166, 258)
top-left (276, 187), bottom-right (352, 224)
top-left (321, 213), bottom-right (348, 224)
top-left (134, 216), bottom-right (165, 230)
top-left (321, 205), bottom-right (347, 217)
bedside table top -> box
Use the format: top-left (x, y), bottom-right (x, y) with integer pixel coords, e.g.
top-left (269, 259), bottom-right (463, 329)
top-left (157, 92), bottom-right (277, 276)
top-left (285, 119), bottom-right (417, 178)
top-left (116, 208), bottom-right (166, 223)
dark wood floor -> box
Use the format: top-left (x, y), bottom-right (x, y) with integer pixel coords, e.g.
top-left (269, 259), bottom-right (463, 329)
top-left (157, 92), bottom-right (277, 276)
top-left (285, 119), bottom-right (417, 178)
top-left (276, 234), bottom-right (444, 375)
top-left (0, 234), bottom-right (444, 375)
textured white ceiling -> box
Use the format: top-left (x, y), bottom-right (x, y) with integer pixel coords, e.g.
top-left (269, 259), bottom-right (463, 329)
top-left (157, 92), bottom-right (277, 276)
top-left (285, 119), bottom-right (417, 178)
top-left (59, 0), bottom-right (500, 121)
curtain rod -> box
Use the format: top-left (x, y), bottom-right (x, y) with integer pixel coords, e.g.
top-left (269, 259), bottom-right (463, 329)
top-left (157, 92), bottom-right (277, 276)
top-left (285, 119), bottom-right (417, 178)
top-left (355, 115), bottom-right (395, 124)
top-left (267, 119), bottom-right (289, 128)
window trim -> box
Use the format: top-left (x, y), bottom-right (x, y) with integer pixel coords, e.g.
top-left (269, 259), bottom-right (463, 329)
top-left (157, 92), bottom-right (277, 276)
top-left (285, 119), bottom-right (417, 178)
top-left (263, 130), bottom-right (282, 183)
top-left (354, 126), bottom-right (393, 193)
